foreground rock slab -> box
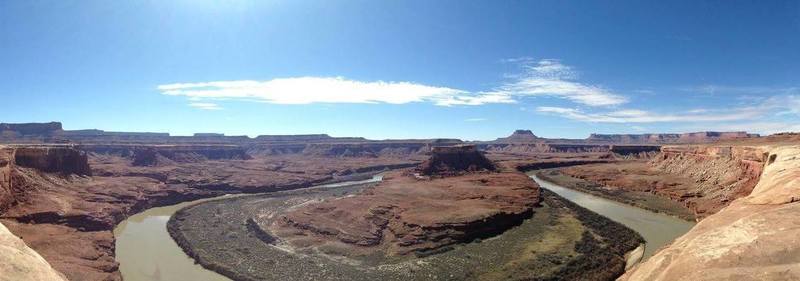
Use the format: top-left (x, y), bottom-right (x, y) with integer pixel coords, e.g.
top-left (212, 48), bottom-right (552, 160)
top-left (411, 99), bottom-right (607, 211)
top-left (621, 143), bottom-right (800, 281)
top-left (0, 222), bottom-right (67, 281)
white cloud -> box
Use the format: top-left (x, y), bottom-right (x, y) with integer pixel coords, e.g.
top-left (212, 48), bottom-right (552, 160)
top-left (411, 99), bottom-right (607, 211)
top-left (465, 118), bottom-right (487, 122)
top-left (159, 59), bottom-right (625, 108)
top-left (497, 59), bottom-right (627, 106)
top-left (188, 102), bottom-right (222, 110)
top-left (536, 106), bottom-right (754, 123)
top-left (536, 95), bottom-right (800, 127)
top-left (161, 77), bottom-right (477, 106)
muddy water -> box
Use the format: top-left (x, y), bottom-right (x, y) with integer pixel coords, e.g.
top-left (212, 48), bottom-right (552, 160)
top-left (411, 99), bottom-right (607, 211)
top-left (531, 174), bottom-right (695, 258)
top-left (113, 177), bottom-right (382, 281)
top-left (115, 174), bottom-right (692, 281)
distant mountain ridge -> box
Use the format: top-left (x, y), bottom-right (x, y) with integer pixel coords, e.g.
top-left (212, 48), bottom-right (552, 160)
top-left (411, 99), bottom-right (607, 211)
top-left (0, 122), bottom-right (760, 145)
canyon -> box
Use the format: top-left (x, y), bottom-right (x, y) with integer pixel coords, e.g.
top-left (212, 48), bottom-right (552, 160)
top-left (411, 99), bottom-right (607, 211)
top-left (0, 122), bottom-right (796, 281)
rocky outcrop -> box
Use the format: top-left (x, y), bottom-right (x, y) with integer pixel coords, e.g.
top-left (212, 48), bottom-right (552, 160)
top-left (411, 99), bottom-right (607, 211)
top-left (130, 145), bottom-right (252, 166)
top-left (621, 145), bottom-right (800, 281)
top-left (301, 142), bottom-right (433, 157)
top-left (610, 145), bottom-right (661, 159)
top-left (493, 129), bottom-right (539, 143)
top-left (418, 145), bottom-right (495, 176)
top-left (275, 170), bottom-right (539, 256)
top-left (649, 145), bottom-right (765, 216)
top-left (12, 147), bottom-right (91, 176)
top-left (0, 122), bottom-right (62, 137)
top-left (1, 146), bottom-right (91, 211)
top-left (0, 148), bottom-right (14, 212)
top-left (0, 222), bottom-right (67, 281)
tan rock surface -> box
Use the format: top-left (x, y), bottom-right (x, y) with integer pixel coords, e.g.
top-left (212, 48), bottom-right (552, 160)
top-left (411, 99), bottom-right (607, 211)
top-left (620, 145), bottom-right (800, 281)
top-left (0, 222), bottom-right (67, 281)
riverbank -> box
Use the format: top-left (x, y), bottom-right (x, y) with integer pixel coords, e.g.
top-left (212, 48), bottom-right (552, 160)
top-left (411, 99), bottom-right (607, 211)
top-left (167, 170), bottom-right (643, 281)
top-left (535, 169), bottom-right (696, 221)
top-left (531, 174), bottom-right (695, 259)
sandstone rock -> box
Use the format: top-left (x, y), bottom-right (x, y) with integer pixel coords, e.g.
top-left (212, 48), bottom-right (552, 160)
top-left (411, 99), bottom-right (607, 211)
top-left (620, 145), bottom-right (800, 281)
top-left (13, 146), bottom-right (91, 176)
top-left (418, 145), bottom-right (495, 176)
top-left (0, 222), bottom-right (67, 281)
top-left (276, 170), bottom-right (539, 256)
top-left (0, 122), bottom-right (62, 136)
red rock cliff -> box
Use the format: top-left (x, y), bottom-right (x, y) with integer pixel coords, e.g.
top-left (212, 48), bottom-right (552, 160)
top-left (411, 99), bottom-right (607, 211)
top-left (649, 145), bottom-right (765, 217)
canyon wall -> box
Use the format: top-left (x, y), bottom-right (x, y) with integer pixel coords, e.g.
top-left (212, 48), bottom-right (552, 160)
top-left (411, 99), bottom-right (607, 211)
top-left (0, 148), bottom-right (13, 212)
top-left (12, 147), bottom-right (91, 176)
top-left (0, 146), bottom-right (92, 211)
top-left (483, 143), bottom-right (661, 158)
top-left (586, 131), bottom-right (757, 144)
top-left (621, 144), bottom-right (800, 281)
top-left (649, 145), bottom-right (766, 217)
top-left (418, 145), bottom-right (495, 176)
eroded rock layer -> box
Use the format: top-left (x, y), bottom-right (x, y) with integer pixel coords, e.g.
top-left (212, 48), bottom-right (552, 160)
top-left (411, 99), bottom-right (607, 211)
top-left (275, 170), bottom-right (538, 256)
top-left (621, 144), bottom-right (800, 281)
top-left (418, 145), bottom-right (496, 176)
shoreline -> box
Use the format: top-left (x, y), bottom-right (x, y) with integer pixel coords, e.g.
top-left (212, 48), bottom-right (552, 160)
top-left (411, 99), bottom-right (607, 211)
top-left (533, 169), bottom-right (697, 222)
top-left (165, 170), bottom-right (644, 281)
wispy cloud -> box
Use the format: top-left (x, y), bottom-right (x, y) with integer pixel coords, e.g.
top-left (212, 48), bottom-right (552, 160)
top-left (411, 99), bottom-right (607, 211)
top-left (495, 59), bottom-right (627, 106)
top-left (465, 118), bottom-right (487, 122)
top-left (536, 95), bottom-right (799, 124)
top-left (161, 77), bottom-right (485, 106)
top-left (159, 59), bottom-right (624, 108)
top-left (682, 122), bottom-right (800, 135)
top-left (188, 102), bottom-right (222, 110)
top-left (682, 84), bottom-right (800, 95)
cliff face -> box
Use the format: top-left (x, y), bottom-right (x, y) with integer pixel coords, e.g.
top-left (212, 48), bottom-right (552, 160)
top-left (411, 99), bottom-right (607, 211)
top-left (621, 144), bottom-right (800, 281)
top-left (418, 145), bottom-right (496, 176)
top-left (130, 145), bottom-right (252, 166)
top-left (13, 147), bottom-right (91, 176)
top-left (649, 145), bottom-right (765, 217)
top-left (0, 122), bottom-right (62, 136)
top-left (0, 148), bottom-right (13, 212)
top-left (0, 146), bottom-right (91, 211)
top-left (587, 131), bottom-right (756, 144)
top-left (493, 129), bottom-right (539, 143)
top-left (276, 170), bottom-right (539, 256)
top-left (483, 143), bottom-right (660, 159)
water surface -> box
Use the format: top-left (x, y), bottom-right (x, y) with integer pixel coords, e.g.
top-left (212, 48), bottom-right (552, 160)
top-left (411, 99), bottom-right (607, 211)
top-left (114, 177), bottom-right (382, 281)
top-left (114, 174), bottom-right (693, 281)
top-left (531, 174), bottom-right (695, 258)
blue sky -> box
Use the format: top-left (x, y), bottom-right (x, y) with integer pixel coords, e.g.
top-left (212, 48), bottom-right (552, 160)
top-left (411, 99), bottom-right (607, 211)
top-left (1, 1), bottom-right (799, 140)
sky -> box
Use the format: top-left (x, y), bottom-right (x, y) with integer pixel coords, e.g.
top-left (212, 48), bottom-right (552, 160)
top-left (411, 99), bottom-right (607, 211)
top-left (1, 0), bottom-right (799, 140)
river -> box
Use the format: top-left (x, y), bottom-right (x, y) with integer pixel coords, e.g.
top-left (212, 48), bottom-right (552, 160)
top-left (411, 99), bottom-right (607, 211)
top-left (114, 174), bottom-right (694, 281)
top-left (530, 174), bottom-right (696, 258)
top-left (113, 177), bottom-right (382, 281)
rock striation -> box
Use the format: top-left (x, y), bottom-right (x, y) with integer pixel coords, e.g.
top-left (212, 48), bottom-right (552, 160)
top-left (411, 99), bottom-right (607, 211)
top-left (12, 146), bottom-right (91, 176)
top-left (417, 145), bottom-right (495, 176)
top-left (275, 170), bottom-right (538, 256)
top-left (621, 144), bottom-right (800, 281)
top-left (273, 148), bottom-right (538, 257)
